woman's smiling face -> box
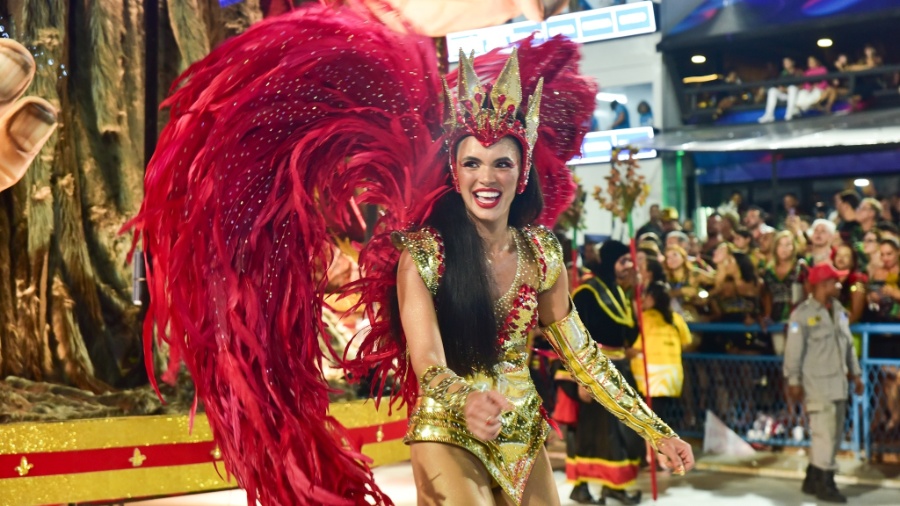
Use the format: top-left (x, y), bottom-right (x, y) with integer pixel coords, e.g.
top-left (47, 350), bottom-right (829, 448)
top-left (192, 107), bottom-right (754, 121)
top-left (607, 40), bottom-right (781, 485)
top-left (666, 248), bottom-right (684, 271)
top-left (834, 245), bottom-right (853, 271)
top-left (713, 243), bottom-right (729, 265)
top-left (776, 236), bottom-right (795, 262)
top-left (455, 136), bottom-right (521, 227)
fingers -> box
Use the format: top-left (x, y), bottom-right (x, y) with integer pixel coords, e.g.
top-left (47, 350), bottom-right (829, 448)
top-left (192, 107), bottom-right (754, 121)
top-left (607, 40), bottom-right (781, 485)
top-left (0, 39), bottom-right (36, 116)
top-left (656, 452), bottom-right (671, 470)
top-left (659, 438), bottom-right (695, 475)
top-left (485, 390), bottom-right (514, 412)
top-left (678, 440), bottom-right (696, 472)
top-left (0, 40), bottom-right (56, 192)
top-left (0, 97), bottom-right (58, 192)
top-left (471, 411), bottom-right (501, 440)
top-left (464, 390), bottom-right (510, 441)
top-left (483, 413), bottom-right (502, 439)
top-left (660, 441), bottom-right (685, 475)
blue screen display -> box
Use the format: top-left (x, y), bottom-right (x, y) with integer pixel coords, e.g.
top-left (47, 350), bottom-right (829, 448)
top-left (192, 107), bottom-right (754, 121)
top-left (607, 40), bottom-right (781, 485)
top-left (664, 0), bottom-right (900, 38)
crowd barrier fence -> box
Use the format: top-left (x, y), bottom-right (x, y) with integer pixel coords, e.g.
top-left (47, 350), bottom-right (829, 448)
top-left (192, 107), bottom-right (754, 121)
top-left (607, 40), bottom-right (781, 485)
top-left (662, 323), bottom-right (900, 461)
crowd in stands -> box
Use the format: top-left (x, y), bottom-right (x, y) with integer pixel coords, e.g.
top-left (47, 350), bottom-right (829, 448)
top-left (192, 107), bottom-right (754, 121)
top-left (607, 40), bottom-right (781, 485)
top-left (699, 43), bottom-right (896, 122)
top-left (536, 189), bottom-right (900, 449)
top-left (590, 100), bottom-right (653, 131)
top-left (615, 188), bottom-right (900, 361)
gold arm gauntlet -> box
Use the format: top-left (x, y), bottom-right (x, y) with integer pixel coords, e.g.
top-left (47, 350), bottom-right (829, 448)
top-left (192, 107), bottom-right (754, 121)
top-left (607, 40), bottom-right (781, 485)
top-left (543, 306), bottom-right (677, 449)
top-left (420, 365), bottom-right (475, 412)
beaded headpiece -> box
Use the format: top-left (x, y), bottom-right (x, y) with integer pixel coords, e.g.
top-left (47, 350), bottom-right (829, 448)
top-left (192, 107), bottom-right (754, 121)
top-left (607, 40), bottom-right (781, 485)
top-left (445, 48), bottom-right (544, 194)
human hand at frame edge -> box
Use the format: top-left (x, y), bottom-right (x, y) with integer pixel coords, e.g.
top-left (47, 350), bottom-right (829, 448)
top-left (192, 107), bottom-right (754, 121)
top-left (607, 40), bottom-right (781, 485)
top-left (0, 38), bottom-right (59, 193)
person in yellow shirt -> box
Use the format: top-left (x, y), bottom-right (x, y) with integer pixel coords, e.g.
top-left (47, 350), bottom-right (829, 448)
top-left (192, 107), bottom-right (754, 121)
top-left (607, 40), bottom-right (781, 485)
top-left (629, 281), bottom-right (692, 425)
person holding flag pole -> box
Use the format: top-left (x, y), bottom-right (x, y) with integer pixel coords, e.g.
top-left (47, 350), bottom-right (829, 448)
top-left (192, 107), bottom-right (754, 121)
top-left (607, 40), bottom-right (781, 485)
top-left (580, 147), bottom-right (667, 503)
top-left (568, 238), bottom-right (651, 504)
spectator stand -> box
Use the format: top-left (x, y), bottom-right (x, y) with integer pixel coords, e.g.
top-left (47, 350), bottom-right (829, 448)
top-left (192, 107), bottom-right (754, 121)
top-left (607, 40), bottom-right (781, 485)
top-left (664, 322), bottom-right (900, 462)
top-left (633, 106), bottom-right (900, 221)
top-left (681, 65), bottom-right (900, 126)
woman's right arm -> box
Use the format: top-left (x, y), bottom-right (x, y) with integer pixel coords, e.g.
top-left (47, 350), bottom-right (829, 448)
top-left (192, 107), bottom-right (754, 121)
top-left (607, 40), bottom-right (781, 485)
top-left (736, 278), bottom-right (760, 299)
top-left (397, 250), bottom-right (510, 440)
top-left (760, 282), bottom-right (773, 321)
top-left (849, 282), bottom-right (866, 324)
top-left (710, 264), bottom-right (731, 296)
top-left (397, 250), bottom-right (446, 380)
top-left (538, 271), bottom-right (694, 473)
top-left (693, 265), bottom-right (716, 287)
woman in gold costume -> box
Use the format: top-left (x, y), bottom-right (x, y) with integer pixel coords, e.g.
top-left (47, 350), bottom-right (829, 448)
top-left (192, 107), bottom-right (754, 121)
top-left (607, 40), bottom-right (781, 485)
top-left (395, 52), bottom-right (695, 505)
top-left (130, 4), bottom-right (692, 502)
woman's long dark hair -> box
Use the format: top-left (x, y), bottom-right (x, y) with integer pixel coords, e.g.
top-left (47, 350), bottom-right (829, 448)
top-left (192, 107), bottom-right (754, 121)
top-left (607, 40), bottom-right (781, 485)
top-left (424, 162), bottom-right (543, 376)
top-left (733, 251), bottom-right (758, 285)
top-left (644, 257), bottom-right (666, 286)
top-left (645, 281), bottom-right (673, 325)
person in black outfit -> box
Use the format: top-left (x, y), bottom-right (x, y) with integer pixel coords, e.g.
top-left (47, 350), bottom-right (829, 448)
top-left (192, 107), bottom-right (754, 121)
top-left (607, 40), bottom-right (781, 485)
top-left (636, 204), bottom-right (664, 240)
top-left (835, 189), bottom-right (863, 245)
top-left (568, 240), bottom-right (643, 505)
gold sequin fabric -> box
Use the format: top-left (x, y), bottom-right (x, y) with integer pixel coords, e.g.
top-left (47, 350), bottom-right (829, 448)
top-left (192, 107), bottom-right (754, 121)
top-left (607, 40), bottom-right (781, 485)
top-left (392, 227), bottom-right (445, 295)
top-left (398, 225), bottom-right (561, 505)
top-left (543, 307), bottom-right (677, 449)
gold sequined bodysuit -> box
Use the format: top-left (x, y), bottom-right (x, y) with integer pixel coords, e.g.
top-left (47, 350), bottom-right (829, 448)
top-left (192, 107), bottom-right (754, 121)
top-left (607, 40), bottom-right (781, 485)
top-left (397, 225), bottom-right (557, 503)
top-left (396, 225), bottom-right (676, 505)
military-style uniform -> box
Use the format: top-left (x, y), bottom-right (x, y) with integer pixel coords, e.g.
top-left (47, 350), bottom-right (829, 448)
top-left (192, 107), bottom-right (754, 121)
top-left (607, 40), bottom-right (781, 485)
top-left (784, 297), bottom-right (861, 472)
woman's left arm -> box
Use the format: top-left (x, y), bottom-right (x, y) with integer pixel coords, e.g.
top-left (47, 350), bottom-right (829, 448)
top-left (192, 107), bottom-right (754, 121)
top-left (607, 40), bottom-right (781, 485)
top-left (849, 282), bottom-right (866, 323)
top-left (537, 270), bottom-right (695, 474)
top-left (675, 314), bottom-right (693, 348)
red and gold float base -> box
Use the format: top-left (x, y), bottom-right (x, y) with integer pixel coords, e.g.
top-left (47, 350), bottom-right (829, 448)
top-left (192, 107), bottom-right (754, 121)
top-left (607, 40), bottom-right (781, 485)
top-left (0, 400), bottom-right (409, 504)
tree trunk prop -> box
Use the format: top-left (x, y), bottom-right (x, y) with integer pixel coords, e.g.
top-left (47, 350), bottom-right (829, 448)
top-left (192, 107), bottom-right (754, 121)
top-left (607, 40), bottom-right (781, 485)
top-left (0, 0), bottom-right (261, 411)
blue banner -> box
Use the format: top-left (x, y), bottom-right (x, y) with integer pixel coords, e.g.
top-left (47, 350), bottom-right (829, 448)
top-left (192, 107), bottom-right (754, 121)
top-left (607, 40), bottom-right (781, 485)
top-left (447, 1), bottom-right (656, 62)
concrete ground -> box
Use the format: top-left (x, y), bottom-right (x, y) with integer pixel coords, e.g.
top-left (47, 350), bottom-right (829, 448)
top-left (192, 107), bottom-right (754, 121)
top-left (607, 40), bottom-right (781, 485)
top-left (134, 463), bottom-right (900, 505)
top-left (694, 450), bottom-right (900, 490)
top-left (375, 461), bottom-right (900, 505)
top-left (134, 433), bottom-right (900, 505)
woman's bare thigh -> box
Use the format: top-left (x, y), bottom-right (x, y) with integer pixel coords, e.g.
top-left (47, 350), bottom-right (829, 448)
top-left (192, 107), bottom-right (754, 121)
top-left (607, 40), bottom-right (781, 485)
top-left (410, 442), bottom-right (495, 505)
top-left (493, 446), bottom-right (561, 506)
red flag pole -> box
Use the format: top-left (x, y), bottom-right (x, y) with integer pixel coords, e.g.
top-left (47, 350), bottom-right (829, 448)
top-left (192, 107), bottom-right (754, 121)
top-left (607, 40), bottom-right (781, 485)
top-left (571, 236), bottom-right (579, 289)
top-left (629, 236), bottom-right (658, 501)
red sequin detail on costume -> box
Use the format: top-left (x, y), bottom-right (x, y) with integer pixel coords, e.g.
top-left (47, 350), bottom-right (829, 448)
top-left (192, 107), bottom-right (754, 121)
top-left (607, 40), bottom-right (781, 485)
top-left (498, 284), bottom-right (539, 346)
top-left (528, 233), bottom-right (548, 284)
top-left (417, 226), bottom-right (446, 282)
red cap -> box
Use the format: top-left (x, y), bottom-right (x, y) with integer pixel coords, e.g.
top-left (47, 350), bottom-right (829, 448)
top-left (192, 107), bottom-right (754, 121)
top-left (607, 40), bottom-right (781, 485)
top-left (807, 263), bottom-right (848, 285)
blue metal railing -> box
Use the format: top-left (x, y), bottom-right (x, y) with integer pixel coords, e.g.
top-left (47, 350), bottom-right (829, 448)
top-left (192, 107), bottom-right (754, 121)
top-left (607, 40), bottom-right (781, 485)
top-left (670, 322), bottom-right (900, 461)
